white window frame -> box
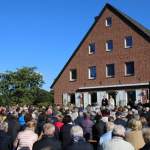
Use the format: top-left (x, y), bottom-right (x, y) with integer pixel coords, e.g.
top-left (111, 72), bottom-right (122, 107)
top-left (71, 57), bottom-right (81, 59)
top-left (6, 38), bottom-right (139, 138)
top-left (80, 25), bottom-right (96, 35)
top-left (106, 40), bottom-right (113, 51)
top-left (106, 64), bottom-right (115, 78)
top-left (69, 69), bottom-right (77, 81)
top-left (105, 17), bottom-right (112, 27)
top-left (106, 66), bottom-right (109, 77)
top-left (88, 43), bottom-right (95, 54)
top-left (88, 66), bottom-right (96, 79)
top-left (124, 36), bottom-right (132, 48)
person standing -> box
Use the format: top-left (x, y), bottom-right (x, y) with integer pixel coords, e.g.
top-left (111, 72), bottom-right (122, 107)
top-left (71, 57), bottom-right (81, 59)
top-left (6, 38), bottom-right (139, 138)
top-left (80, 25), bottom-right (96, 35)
top-left (99, 121), bottom-right (114, 146)
top-left (33, 123), bottom-right (61, 150)
top-left (0, 121), bottom-right (11, 150)
top-left (7, 114), bottom-right (20, 147)
top-left (102, 125), bottom-right (134, 150)
top-left (114, 112), bottom-right (127, 128)
top-left (81, 113), bottom-right (94, 141)
top-left (66, 125), bottom-right (93, 150)
top-left (101, 96), bottom-right (108, 107)
top-left (109, 96), bottom-right (115, 110)
top-left (13, 121), bottom-right (38, 150)
top-left (92, 114), bottom-right (106, 144)
top-left (126, 119), bottom-right (145, 150)
top-left (140, 128), bottom-right (150, 150)
top-left (18, 111), bottom-right (26, 130)
top-left (60, 115), bottom-right (73, 150)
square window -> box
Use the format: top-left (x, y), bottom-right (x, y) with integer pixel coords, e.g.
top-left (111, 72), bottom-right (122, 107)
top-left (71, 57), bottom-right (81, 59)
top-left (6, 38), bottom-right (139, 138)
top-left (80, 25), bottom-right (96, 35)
top-left (105, 17), bottom-right (112, 27)
top-left (124, 36), bottom-right (133, 48)
top-left (106, 64), bottom-right (115, 77)
top-left (89, 43), bottom-right (96, 54)
top-left (125, 62), bottom-right (134, 76)
top-left (106, 40), bottom-right (113, 51)
top-left (70, 69), bottom-right (77, 81)
top-left (88, 66), bottom-right (96, 79)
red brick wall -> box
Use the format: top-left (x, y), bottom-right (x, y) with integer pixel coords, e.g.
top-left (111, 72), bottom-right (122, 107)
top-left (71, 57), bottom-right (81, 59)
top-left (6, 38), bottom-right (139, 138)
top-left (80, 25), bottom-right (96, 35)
top-left (53, 8), bottom-right (150, 104)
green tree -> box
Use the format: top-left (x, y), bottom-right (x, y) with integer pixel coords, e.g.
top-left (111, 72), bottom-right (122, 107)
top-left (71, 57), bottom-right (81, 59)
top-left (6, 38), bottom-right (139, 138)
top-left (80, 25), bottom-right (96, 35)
top-left (34, 89), bottom-right (54, 106)
top-left (0, 67), bottom-right (44, 105)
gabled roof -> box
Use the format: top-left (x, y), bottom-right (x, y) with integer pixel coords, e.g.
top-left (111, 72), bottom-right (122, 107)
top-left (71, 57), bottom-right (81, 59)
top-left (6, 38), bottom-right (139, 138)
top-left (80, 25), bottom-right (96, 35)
top-left (50, 3), bottom-right (150, 89)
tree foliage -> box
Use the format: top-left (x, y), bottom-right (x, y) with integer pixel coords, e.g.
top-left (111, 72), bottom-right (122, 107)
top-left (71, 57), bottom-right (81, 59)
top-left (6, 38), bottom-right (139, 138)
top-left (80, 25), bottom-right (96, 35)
top-left (0, 67), bottom-right (52, 106)
top-left (34, 89), bottom-right (54, 106)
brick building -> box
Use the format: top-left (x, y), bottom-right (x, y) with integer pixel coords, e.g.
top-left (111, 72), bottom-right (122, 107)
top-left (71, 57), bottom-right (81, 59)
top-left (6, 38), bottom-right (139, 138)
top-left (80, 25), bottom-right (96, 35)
top-left (51, 3), bottom-right (150, 107)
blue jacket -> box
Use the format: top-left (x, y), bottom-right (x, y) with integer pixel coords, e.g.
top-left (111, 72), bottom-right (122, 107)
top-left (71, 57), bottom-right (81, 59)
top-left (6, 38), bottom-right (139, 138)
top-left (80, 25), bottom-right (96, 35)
top-left (18, 115), bottom-right (25, 126)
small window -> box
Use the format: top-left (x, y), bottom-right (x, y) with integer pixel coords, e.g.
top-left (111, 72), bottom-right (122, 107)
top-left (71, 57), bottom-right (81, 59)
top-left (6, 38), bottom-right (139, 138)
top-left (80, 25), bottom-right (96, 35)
top-left (88, 43), bottom-right (96, 54)
top-left (124, 36), bottom-right (133, 48)
top-left (88, 66), bottom-right (96, 79)
top-left (70, 69), bottom-right (77, 81)
top-left (106, 40), bottom-right (113, 51)
top-left (105, 17), bottom-right (112, 27)
top-left (106, 64), bottom-right (115, 77)
top-left (125, 62), bottom-right (134, 76)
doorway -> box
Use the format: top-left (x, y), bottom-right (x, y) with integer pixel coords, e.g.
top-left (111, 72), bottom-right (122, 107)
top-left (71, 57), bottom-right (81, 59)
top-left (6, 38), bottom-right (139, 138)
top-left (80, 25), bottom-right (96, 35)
top-left (127, 90), bottom-right (136, 106)
top-left (91, 92), bottom-right (97, 105)
top-left (70, 93), bottom-right (75, 104)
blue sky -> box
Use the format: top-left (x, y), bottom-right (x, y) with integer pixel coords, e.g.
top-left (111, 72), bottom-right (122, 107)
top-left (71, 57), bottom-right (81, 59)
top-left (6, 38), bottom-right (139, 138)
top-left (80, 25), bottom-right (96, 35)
top-left (0, 0), bottom-right (149, 90)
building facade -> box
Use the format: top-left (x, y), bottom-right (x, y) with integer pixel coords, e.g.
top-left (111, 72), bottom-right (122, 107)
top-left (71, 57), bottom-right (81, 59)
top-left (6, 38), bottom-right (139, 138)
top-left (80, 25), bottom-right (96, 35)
top-left (51, 4), bottom-right (150, 107)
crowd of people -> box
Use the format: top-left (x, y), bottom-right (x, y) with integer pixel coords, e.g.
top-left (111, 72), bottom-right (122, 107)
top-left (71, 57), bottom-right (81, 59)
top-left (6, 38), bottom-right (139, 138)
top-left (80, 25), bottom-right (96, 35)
top-left (0, 100), bottom-right (150, 150)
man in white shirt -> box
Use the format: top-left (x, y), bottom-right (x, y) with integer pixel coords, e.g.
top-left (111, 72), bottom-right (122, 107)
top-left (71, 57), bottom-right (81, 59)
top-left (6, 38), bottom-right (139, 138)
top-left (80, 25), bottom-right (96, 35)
top-left (102, 125), bottom-right (135, 150)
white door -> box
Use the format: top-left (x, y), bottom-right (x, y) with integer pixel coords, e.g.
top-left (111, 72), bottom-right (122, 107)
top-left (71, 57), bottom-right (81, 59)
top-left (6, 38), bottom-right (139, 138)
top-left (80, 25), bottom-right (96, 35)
top-left (75, 93), bottom-right (81, 107)
top-left (88, 93), bottom-right (92, 105)
top-left (83, 92), bottom-right (89, 108)
top-left (136, 89), bottom-right (142, 104)
top-left (116, 90), bottom-right (127, 106)
top-left (97, 91), bottom-right (107, 106)
top-left (63, 93), bottom-right (69, 106)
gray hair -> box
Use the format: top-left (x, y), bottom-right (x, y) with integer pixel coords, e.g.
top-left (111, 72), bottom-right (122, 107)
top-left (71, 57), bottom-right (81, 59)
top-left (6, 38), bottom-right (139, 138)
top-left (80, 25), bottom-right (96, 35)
top-left (43, 123), bottom-right (55, 136)
top-left (112, 125), bottom-right (125, 137)
top-left (0, 121), bottom-right (8, 132)
top-left (106, 122), bottom-right (115, 132)
top-left (70, 125), bottom-right (83, 137)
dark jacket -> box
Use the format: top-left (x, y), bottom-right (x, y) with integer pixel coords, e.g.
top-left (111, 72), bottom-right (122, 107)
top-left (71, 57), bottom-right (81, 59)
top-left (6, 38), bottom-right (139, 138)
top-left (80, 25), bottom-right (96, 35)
top-left (92, 120), bottom-right (106, 142)
top-left (102, 98), bottom-right (108, 106)
top-left (0, 130), bottom-right (12, 150)
top-left (66, 138), bottom-right (93, 150)
top-left (60, 123), bottom-right (73, 149)
top-left (74, 116), bottom-right (84, 126)
top-left (114, 118), bottom-right (127, 128)
top-left (81, 119), bottom-right (94, 141)
top-left (7, 116), bottom-right (20, 144)
top-left (140, 142), bottom-right (150, 150)
top-left (33, 135), bottom-right (61, 150)
top-left (36, 113), bottom-right (47, 135)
